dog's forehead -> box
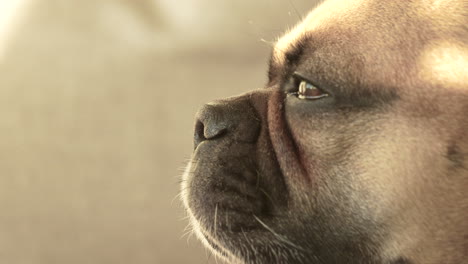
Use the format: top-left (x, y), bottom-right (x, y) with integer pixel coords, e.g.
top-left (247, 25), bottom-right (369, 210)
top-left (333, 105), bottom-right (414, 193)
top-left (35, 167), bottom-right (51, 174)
top-left (418, 41), bottom-right (468, 89)
top-left (273, 0), bottom-right (468, 90)
top-left (274, 0), bottom-right (368, 58)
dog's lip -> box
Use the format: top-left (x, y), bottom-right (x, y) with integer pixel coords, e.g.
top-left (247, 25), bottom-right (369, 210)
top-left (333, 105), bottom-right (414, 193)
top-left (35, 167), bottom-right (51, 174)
top-left (210, 191), bottom-right (263, 215)
top-left (205, 169), bottom-right (266, 217)
top-left (186, 167), bottom-right (263, 233)
top-left (192, 190), bottom-right (262, 233)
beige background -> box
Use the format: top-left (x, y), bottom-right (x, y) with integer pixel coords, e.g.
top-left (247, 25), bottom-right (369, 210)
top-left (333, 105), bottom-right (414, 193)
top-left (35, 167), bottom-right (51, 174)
top-left (0, 0), bottom-right (317, 263)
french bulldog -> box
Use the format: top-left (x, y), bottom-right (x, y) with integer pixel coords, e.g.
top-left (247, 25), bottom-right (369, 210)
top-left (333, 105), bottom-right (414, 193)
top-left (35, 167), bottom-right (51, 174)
top-left (181, 0), bottom-right (468, 263)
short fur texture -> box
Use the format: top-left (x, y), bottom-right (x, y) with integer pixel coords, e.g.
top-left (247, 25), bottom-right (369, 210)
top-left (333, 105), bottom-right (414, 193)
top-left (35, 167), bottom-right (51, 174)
top-left (182, 0), bottom-right (468, 263)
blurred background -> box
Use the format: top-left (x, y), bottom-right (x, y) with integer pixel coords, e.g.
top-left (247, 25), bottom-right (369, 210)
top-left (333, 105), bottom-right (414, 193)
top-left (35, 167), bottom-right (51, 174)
top-left (0, 0), bottom-right (317, 263)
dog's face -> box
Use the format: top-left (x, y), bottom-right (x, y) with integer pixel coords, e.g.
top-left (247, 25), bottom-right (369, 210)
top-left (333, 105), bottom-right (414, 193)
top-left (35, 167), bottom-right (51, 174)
top-left (181, 0), bottom-right (468, 263)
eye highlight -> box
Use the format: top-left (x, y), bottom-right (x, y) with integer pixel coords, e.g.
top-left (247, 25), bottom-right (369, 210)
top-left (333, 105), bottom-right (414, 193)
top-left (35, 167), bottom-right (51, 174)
top-left (285, 73), bottom-right (331, 101)
top-left (297, 80), bottom-right (329, 100)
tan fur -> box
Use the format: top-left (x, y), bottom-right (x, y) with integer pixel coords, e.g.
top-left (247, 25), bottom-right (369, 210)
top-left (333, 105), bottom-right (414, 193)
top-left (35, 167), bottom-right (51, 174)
top-left (275, 0), bottom-right (467, 90)
top-left (274, 1), bottom-right (468, 263)
top-left (184, 0), bottom-right (468, 263)
top-left (418, 41), bottom-right (468, 88)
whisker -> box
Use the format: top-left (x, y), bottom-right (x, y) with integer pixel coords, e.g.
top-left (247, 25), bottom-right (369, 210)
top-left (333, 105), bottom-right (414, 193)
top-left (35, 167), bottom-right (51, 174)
top-left (179, 215), bottom-right (191, 221)
top-left (286, 0), bottom-right (302, 20)
top-left (214, 204), bottom-right (219, 236)
top-left (259, 188), bottom-right (277, 208)
top-left (260, 38), bottom-right (275, 47)
top-left (172, 189), bottom-right (185, 202)
top-left (253, 215), bottom-right (304, 251)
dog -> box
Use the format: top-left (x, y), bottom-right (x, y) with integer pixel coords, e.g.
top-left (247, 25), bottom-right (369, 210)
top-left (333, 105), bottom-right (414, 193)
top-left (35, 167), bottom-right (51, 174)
top-left (181, 0), bottom-right (468, 263)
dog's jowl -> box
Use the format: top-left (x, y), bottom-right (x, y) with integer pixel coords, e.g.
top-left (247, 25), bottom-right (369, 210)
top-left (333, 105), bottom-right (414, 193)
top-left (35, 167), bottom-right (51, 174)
top-left (181, 0), bottom-right (468, 263)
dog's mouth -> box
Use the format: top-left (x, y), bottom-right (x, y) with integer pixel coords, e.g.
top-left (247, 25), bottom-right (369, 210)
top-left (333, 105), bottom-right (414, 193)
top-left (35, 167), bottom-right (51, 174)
top-left (185, 143), bottom-right (290, 256)
top-left (182, 90), bottom-right (295, 260)
top-left (186, 140), bottom-right (271, 233)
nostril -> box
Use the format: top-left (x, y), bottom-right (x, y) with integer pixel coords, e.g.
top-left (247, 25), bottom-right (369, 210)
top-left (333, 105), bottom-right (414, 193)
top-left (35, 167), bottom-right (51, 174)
top-left (194, 117), bottom-right (230, 149)
top-left (193, 99), bottom-right (262, 150)
top-left (194, 120), bottom-right (206, 149)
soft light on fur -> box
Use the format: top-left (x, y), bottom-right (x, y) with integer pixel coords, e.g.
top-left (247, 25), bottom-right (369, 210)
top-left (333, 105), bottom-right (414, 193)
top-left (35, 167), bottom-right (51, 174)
top-left (418, 41), bottom-right (468, 88)
top-left (182, 0), bottom-right (468, 263)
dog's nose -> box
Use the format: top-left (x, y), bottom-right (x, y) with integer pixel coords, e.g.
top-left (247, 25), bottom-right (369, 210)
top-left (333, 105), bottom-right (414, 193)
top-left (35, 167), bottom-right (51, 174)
top-left (194, 98), bottom-right (260, 149)
top-left (194, 104), bottom-right (229, 146)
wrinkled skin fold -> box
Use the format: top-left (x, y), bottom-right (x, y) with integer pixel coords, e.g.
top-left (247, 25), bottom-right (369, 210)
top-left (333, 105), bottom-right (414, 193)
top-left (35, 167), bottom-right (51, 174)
top-left (181, 0), bottom-right (468, 263)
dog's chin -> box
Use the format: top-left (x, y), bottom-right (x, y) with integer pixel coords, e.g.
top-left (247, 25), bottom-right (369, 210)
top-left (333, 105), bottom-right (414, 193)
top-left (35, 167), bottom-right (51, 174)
top-left (183, 171), bottom-right (260, 263)
top-left (182, 137), bottom-right (297, 262)
top-left (186, 202), bottom-right (302, 264)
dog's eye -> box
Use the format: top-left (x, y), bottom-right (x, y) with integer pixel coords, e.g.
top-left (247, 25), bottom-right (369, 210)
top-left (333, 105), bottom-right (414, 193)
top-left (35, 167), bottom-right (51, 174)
top-left (296, 80), bottom-right (329, 100)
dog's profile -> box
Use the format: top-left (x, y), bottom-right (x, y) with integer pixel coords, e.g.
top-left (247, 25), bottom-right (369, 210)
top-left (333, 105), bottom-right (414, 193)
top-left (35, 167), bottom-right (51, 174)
top-left (181, 0), bottom-right (468, 263)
